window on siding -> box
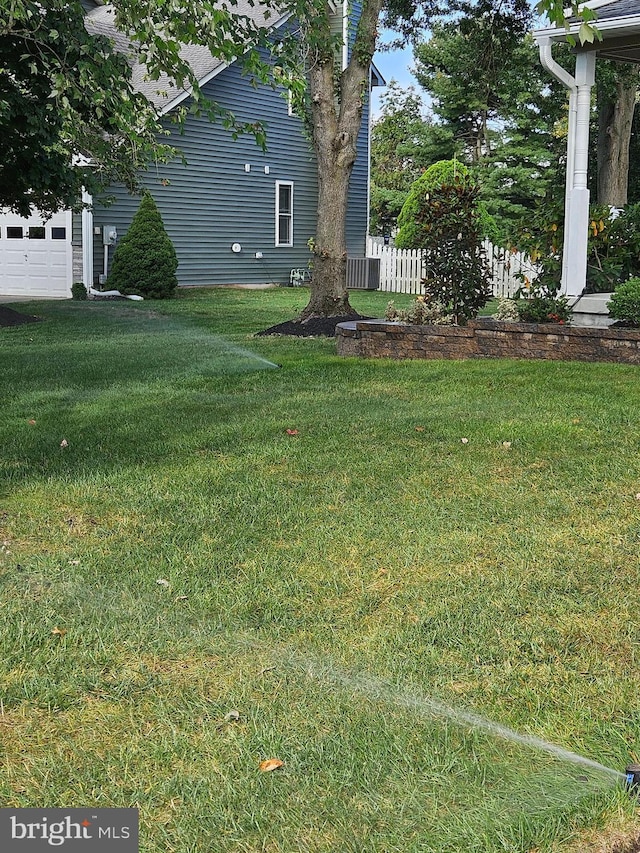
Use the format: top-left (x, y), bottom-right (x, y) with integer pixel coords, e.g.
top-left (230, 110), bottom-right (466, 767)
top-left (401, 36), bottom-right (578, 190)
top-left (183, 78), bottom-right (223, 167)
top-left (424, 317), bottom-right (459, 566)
top-left (51, 227), bottom-right (66, 240)
top-left (275, 181), bottom-right (293, 247)
top-left (28, 226), bottom-right (46, 239)
top-left (7, 227), bottom-right (23, 239)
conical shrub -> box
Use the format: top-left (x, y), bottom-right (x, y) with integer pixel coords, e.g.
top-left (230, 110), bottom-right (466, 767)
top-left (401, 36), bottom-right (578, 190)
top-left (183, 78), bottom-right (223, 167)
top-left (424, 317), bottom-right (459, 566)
top-left (108, 192), bottom-right (178, 299)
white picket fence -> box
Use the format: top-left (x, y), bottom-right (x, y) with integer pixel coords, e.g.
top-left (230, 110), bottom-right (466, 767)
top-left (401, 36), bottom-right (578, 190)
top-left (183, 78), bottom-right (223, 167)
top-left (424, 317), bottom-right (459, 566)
top-left (366, 237), bottom-right (538, 298)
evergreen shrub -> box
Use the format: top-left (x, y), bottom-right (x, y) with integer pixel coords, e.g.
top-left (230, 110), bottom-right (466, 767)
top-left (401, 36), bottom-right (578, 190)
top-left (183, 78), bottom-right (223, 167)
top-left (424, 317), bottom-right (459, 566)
top-left (395, 160), bottom-right (492, 324)
top-left (607, 278), bottom-right (640, 327)
top-left (395, 160), bottom-right (474, 249)
top-left (108, 193), bottom-right (178, 299)
top-left (71, 282), bottom-right (87, 300)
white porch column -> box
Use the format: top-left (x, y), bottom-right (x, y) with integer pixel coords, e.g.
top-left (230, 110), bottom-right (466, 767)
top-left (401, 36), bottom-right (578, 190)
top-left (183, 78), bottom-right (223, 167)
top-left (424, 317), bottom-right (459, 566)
top-left (81, 188), bottom-right (94, 287)
top-left (563, 52), bottom-right (595, 297)
top-left (562, 88), bottom-right (578, 287)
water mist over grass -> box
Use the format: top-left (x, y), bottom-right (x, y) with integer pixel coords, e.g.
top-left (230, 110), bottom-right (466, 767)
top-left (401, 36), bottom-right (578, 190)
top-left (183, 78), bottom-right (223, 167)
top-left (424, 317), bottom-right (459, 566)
top-left (289, 650), bottom-right (623, 782)
top-left (1, 290), bottom-right (640, 852)
top-left (2, 301), bottom-right (277, 398)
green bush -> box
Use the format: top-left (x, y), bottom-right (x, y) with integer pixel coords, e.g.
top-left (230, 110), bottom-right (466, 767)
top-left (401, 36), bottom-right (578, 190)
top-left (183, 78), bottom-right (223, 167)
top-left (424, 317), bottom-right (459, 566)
top-left (515, 280), bottom-right (572, 324)
top-left (509, 201), bottom-right (640, 295)
top-left (517, 294), bottom-right (572, 324)
top-left (395, 161), bottom-right (474, 249)
top-left (71, 282), bottom-right (87, 300)
top-left (108, 193), bottom-right (178, 299)
top-left (607, 278), bottom-right (640, 326)
top-left (395, 160), bottom-right (492, 324)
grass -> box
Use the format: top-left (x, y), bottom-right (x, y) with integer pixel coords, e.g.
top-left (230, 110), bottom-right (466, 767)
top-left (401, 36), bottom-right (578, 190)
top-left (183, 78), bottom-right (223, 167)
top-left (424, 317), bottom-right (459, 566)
top-left (1, 287), bottom-right (639, 852)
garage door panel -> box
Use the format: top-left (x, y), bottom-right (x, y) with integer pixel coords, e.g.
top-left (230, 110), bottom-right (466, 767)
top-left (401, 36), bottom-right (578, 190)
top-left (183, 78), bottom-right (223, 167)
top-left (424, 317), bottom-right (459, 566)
top-left (0, 210), bottom-right (72, 298)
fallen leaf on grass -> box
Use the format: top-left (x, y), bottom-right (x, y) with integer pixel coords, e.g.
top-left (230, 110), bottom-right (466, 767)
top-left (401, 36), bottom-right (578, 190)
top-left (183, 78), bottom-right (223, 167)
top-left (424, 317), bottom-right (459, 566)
top-left (286, 429), bottom-right (299, 436)
top-left (259, 758), bottom-right (284, 772)
top-left (28, 419), bottom-right (36, 426)
top-left (502, 441), bottom-right (512, 449)
top-left (51, 627), bottom-right (67, 638)
top-left (635, 493), bottom-right (640, 501)
top-left (68, 560), bottom-right (80, 566)
top-left (174, 595), bottom-right (188, 602)
top-left (224, 710), bottom-right (241, 723)
top-left (414, 426), bottom-right (425, 432)
top-left (60, 439), bottom-right (68, 448)
top-left (156, 578), bottom-right (170, 588)
top-left (460, 437), bottom-right (469, 444)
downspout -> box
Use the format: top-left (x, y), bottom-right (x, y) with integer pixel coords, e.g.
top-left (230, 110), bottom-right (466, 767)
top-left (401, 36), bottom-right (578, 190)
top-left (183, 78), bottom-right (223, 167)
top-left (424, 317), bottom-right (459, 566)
top-left (81, 188), bottom-right (94, 289)
top-left (538, 37), bottom-right (578, 290)
top-left (538, 37), bottom-right (576, 94)
top-left (537, 37), bottom-right (595, 296)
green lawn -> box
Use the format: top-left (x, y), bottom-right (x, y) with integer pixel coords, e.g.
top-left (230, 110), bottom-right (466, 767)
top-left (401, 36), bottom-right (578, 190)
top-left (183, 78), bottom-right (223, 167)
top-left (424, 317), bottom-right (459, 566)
top-left (1, 287), bottom-right (639, 852)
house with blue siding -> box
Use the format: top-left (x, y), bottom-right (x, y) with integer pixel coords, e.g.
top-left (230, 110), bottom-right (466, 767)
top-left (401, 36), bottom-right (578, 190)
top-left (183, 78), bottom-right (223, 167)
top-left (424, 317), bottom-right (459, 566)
top-left (82, 0), bottom-right (381, 290)
top-left (0, 0), bottom-right (380, 298)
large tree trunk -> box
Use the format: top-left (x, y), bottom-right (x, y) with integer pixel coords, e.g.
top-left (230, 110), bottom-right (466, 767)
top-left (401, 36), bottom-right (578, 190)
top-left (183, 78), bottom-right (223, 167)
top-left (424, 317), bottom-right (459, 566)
top-left (597, 71), bottom-right (639, 207)
top-left (300, 62), bottom-right (357, 319)
top-left (297, 0), bottom-right (384, 321)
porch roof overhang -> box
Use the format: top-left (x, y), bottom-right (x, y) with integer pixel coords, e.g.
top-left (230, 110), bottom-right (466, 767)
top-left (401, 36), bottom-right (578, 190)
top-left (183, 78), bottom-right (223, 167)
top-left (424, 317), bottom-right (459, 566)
top-left (534, 0), bottom-right (640, 52)
top-left (532, 0), bottom-right (640, 297)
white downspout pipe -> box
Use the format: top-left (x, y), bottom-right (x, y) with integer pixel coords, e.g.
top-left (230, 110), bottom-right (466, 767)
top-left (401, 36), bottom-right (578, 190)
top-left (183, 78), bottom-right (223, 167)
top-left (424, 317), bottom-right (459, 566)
top-left (81, 188), bottom-right (93, 289)
top-left (537, 38), bottom-right (595, 297)
top-left (538, 38), bottom-right (577, 204)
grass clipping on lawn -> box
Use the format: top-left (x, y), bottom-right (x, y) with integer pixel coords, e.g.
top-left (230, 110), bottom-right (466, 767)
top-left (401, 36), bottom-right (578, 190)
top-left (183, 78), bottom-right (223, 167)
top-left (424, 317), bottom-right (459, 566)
top-left (0, 290), bottom-right (639, 853)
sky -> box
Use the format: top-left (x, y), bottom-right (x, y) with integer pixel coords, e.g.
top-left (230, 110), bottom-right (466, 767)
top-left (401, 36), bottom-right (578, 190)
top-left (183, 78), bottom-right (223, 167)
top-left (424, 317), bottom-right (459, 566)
top-left (371, 34), bottom-right (423, 118)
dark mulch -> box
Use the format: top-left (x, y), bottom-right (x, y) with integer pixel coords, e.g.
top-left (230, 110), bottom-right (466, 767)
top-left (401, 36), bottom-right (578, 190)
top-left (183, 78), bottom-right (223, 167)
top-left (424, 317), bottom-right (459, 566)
top-left (0, 306), bottom-right (41, 327)
top-left (610, 320), bottom-right (640, 329)
top-left (256, 314), bottom-right (369, 338)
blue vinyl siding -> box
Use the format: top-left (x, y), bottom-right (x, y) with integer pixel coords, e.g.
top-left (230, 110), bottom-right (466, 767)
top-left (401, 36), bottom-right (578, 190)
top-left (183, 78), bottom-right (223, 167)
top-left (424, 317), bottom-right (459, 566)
top-left (346, 90), bottom-right (370, 257)
top-left (92, 50), bottom-right (371, 286)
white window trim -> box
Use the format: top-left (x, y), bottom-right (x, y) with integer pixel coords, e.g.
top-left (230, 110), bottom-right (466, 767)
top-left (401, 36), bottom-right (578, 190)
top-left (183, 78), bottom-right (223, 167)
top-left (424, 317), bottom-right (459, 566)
top-left (275, 181), bottom-right (294, 247)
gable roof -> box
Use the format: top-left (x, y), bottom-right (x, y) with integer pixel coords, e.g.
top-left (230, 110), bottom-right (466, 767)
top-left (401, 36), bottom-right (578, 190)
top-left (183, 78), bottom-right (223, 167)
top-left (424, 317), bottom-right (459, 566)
top-left (85, 2), bottom-right (288, 114)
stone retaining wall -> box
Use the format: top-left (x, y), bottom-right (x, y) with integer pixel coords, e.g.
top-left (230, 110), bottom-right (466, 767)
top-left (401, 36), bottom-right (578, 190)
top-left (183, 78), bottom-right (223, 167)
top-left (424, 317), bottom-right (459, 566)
top-left (336, 318), bottom-right (640, 364)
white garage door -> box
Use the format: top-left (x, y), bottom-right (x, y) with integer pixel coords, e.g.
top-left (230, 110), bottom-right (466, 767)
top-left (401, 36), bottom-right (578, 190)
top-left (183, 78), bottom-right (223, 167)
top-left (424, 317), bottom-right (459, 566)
top-left (0, 210), bottom-right (72, 298)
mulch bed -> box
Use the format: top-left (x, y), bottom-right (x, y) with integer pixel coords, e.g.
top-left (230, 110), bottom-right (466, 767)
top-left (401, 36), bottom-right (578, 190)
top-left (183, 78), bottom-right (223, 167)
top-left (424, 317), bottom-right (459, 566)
top-left (0, 306), bottom-right (41, 327)
top-left (257, 314), bottom-right (370, 337)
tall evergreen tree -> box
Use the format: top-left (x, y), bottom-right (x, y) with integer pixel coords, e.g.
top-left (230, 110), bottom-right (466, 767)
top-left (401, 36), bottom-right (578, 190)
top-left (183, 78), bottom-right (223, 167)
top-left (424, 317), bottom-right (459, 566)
top-left (369, 83), bottom-right (454, 235)
top-left (411, 0), bottom-right (567, 238)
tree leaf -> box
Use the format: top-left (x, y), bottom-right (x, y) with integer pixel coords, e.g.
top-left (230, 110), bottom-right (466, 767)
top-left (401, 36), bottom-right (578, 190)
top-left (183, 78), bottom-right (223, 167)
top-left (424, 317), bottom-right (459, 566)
top-left (578, 22), bottom-right (596, 44)
top-left (258, 758), bottom-right (284, 772)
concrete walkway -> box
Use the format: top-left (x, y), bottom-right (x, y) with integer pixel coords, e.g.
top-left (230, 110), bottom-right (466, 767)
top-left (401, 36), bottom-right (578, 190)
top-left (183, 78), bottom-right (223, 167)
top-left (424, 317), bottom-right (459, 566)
top-left (0, 295), bottom-right (69, 303)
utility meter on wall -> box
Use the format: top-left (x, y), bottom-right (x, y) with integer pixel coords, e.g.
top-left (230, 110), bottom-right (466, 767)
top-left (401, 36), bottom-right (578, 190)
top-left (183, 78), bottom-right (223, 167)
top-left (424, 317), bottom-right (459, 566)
top-left (103, 226), bottom-right (117, 246)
